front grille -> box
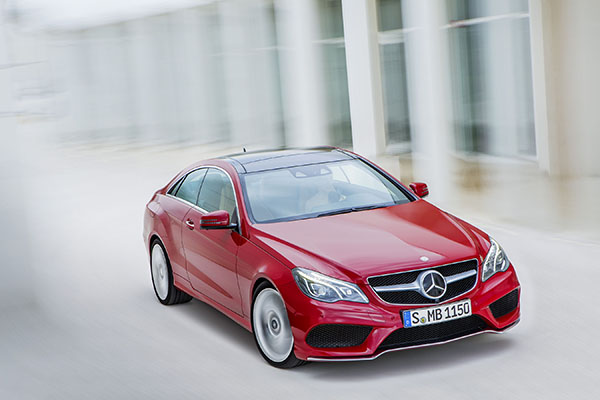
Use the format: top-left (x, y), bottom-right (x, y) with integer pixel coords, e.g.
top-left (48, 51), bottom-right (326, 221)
top-left (368, 259), bottom-right (478, 305)
top-left (489, 289), bottom-right (519, 319)
top-left (378, 315), bottom-right (488, 351)
top-left (376, 276), bottom-right (477, 304)
top-left (305, 324), bottom-right (372, 348)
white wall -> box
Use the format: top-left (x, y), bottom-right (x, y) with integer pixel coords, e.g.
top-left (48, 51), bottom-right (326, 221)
top-left (532, 0), bottom-right (600, 177)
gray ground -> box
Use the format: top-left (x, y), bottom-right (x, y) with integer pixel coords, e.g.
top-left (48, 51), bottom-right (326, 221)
top-left (1, 143), bottom-right (598, 399)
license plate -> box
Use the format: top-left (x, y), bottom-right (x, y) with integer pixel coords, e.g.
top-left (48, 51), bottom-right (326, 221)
top-left (402, 299), bottom-right (471, 328)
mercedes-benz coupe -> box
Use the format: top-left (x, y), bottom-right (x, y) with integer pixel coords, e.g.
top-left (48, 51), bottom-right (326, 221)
top-left (143, 147), bottom-right (520, 368)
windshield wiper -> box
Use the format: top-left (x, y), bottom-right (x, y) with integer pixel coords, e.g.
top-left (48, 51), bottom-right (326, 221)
top-left (316, 204), bottom-right (389, 218)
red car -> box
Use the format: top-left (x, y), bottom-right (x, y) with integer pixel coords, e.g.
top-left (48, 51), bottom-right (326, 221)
top-left (143, 147), bottom-right (520, 368)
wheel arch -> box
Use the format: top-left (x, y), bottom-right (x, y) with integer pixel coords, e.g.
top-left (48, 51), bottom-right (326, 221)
top-left (149, 233), bottom-right (163, 253)
top-left (252, 277), bottom-right (275, 298)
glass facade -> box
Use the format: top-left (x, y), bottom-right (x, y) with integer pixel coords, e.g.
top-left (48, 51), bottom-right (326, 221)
top-left (49, 0), bottom-right (538, 161)
top-left (317, 0), bottom-right (352, 148)
top-left (446, 0), bottom-right (536, 157)
top-left (377, 0), bottom-right (411, 152)
top-left (446, 0), bottom-right (529, 21)
top-left (54, 0), bottom-right (284, 146)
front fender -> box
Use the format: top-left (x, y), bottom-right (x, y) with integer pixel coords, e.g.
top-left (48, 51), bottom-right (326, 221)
top-left (236, 237), bottom-right (295, 320)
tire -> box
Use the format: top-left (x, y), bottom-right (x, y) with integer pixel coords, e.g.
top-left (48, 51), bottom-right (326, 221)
top-left (150, 239), bottom-right (192, 305)
top-left (251, 282), bottom-right (307, 368)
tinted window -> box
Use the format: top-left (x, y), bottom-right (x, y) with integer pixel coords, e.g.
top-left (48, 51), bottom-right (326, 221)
top-left (242, 159), bottom-right (411, 223)
top-left (197, 169), bottom-right (237, 217)
top-left (168, 177), bottom-right (185, 195)
top-left (175, 169), bottom-right (207, 204)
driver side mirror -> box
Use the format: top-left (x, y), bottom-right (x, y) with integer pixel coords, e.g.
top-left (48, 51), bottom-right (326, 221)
top-left (409, 182), bottom-right (429, 198)
top-left (200, 210), bottom-right (237, 230)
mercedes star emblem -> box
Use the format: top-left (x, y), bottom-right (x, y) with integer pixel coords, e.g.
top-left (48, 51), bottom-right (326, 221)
top-left (419, 270), bottom-right (447, 299)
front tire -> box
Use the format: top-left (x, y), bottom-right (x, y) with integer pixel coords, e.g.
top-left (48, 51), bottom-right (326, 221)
top-left (150, 240), bottom-right (192, 305)
top-left (251, 282), bottom-right (306, 368)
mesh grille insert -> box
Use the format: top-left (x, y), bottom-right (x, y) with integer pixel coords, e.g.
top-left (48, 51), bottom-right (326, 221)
top-left (306, 324), bottom-right (372, 348)
top-left (378, 315), bottom-right (488, 351)
top-left (489, 289), bottom-right (519, 319)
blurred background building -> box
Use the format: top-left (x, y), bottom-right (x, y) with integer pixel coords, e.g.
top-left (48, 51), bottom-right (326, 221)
top-left (5, 0), bottom-right (598, 167)
top-left (5, 0), bottom-right (600, 174)
top-left (3, 0), bottom-right (599, 229)
top-left (1, 2), bottom-right (599, 213)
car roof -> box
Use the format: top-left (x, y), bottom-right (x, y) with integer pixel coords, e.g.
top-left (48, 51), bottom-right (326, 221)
top-left (220, 147), bottom-right (356, 173)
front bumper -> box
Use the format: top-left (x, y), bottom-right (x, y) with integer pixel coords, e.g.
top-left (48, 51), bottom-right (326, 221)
top-left (281, 263), bottom-right (521, 361)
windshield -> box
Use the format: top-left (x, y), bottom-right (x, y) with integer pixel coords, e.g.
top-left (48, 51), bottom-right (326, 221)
top-left (242, 159), bottom-right (412, 223)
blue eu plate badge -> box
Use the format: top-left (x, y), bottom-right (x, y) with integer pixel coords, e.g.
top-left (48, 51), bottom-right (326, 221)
top-left (403, 311), bottom-right (412, 327)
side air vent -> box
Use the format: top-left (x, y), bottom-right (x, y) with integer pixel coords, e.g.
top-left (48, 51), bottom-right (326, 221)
top-left (306, 324), bottom-right (372, 348)
top-left (489, 289), bottom-right (519, 319)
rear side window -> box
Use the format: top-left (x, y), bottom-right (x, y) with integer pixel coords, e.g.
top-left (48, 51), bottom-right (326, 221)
top-left (197, 168), bottom-right (237, 216)
top-left (168, 177), bottom-right (185, 195)
top-left (174, 169), bottom-right (207, 204)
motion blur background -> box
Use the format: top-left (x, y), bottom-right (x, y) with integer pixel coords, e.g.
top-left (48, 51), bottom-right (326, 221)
top-left (1, 0), bottom-right (599, 398)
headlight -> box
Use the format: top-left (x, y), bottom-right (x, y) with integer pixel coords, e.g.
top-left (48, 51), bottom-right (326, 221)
top-left (292, 268), bottom-right (369, 303)
top-left (481, 237), bottom-right (510, 281)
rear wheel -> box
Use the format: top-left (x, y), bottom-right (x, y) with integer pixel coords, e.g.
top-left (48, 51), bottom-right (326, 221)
top-left (251, 282), bottom-right (306, 368)
top-left (150, 240), bottom-right (192, 305)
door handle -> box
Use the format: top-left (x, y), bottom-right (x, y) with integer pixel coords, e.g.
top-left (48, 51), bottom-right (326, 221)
top-left (185, 219), bottom-right (195, 230)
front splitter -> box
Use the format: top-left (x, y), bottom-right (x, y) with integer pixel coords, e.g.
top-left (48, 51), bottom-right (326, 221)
top-left (306, 318), bottom-right (520, 362)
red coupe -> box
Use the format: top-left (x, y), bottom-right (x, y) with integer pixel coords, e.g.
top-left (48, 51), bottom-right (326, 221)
top-left (143, 147), bottom-right (520, 368)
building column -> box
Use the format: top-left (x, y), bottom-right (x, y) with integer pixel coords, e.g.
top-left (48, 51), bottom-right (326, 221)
top-left (342, 0), bottom-right (385, 157)
top-left (274, 0), bottom-right (328, 148)
top-left (340, 0), bottom-right (386, 158)
top-left (402, 0), bottom-right (454, 200)
top-left (528, 0), bottom-right (554, 174)
top-left (529, 0), bottom-right (600, 177)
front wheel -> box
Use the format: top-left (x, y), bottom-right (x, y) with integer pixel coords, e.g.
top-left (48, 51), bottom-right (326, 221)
top-left (251, 283), bottom-right (306, 368)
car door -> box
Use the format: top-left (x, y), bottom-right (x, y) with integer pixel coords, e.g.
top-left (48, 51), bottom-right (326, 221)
top-left (160, 168), bottom-right (207, 278)
top-left (182, 167), bottom-right (243, 315)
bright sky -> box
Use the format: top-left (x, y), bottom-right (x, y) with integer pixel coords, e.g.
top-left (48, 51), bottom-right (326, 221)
top-left (13, 0), bottom-right (211, 29)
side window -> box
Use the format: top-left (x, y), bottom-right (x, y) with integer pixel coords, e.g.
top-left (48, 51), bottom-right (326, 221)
top-left (168, 177), bottom-right (185, 195)
top-left (175, 169), bottom-right (207, 204)
top-left (197, 169), bottom-right (237, 217)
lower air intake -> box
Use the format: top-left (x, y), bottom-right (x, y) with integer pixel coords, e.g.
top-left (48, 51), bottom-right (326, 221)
top-left (378, 315), bottom-right (488, 351)
top-left (306, 324), bottom-right (372, 348)
top-left (489, 289), bottom-right (519, 319)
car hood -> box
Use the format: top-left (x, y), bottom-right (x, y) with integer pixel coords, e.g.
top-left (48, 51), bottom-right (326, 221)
top-left (250, 200), bottom-right (485, 283)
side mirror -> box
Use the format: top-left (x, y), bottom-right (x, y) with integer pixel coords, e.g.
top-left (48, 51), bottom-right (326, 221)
top-left (409, 182), bottom-right (429, 198)
top-left (200, 210), bottom-right (236, 229)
